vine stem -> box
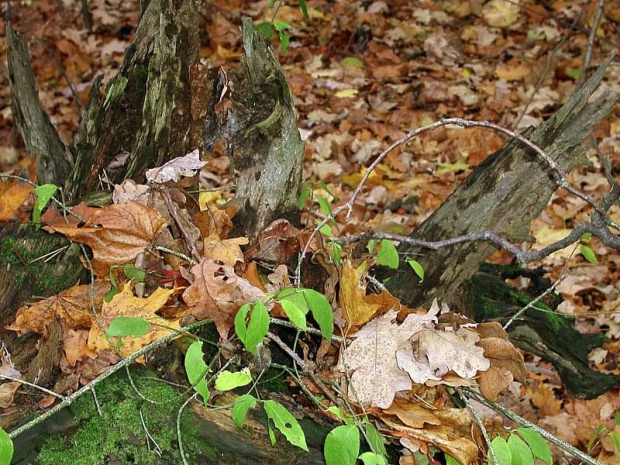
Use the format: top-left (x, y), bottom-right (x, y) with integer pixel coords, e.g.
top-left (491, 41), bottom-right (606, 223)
top-left (8, 319), bottom-right (213, 439)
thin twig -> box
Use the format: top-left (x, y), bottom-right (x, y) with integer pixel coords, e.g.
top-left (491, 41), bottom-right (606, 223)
top-left (8, 319), bottom-right (213, 439)
top-left (576, 0), bottom-right (606, 90)
top-left (503, 277), bottom-right (564, 330)
top-left (463, 388), bottom-right (602, 465)
top-left (457, 388), bottom-right (498, 465)
top-left (0, 375), bottom-right (64, 400)
top-left (266, 331), bottom-right (340, 406)
top-left (177, 392), bottom-right (197, 465)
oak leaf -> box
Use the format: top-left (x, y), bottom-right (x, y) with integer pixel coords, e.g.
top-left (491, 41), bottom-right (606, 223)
top-left (203, 233), bottom-right (248, 266)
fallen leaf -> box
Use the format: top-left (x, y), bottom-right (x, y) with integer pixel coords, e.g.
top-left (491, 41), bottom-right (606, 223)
top-left (0, 179), bottom-right (33, 221)
top-left (203, 233), bottom-right (248, 266)
top-left (8, 282), bottom-right (111, 334)
top-left (44, 201), bottom-right (168, 276)
top-left (87, 284), bottom-right (177, 359)
top-left (183, 259), bottom-right (265, 339)
top-left (339, 308), bottom-right (438, 408)
top-left (340, 260), bottom-right (381, 326)
top-left (145, 149), bottom-right (207, 184)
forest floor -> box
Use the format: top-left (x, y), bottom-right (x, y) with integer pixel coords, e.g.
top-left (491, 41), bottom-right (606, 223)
top-left (1, 0), bottom-right (620, 464)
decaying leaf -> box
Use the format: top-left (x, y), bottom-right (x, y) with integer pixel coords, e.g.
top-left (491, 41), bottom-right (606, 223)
top-left (145, 149), bottom-right (207, 184)
top-left (0, 347), bottom-right (22, 408)
top-left (339, 308), bottom-right (438, 408)
top-left (87, 284), bottom-right (178, 359)
top-left (183, 259), bottom-right (265, 339)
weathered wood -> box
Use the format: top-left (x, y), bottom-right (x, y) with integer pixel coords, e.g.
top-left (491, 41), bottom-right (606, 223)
top-left (385, 60), bottom-right (619, 309)
top-left (225, 18), bottom-right (304, 241)
top-left (6, 24), bottom-right (73, 185)
top-left (65, 0), bottom-right (209, 199)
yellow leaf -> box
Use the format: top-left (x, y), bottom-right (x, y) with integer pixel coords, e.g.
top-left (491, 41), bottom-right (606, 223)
top-left (203, 233), bottom-right (249, 266)
top-left (335, 89), bottom-right (359, 99)
top-left (87, 284), bottom-right (178, 360)
top-left (199, 190), bottom-right (222, 211)
top-left (340, 260), bottom-right (381, 326)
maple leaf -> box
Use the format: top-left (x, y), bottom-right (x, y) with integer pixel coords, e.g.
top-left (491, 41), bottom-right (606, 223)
top-left (8, 282), bottom-right (111, 334)
top-left (87, 284), bottom-right (178, 359)
top-left (0, 179), bottom-right (33, 221)
top-left (339, 260), bottom-right (381, 326)
top-left (183, 259), bottom-right (264, 339)
top-left (44, 201), bottom-right (168, 276)
top-left (203, 233), bottom-right (248, 266)
top-left (339, 309), bottom-right (438, 409)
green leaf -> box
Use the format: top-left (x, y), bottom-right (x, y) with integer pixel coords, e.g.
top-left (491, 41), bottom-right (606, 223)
top-left (445, 455), bottom-right (461, 465)
top-left (0, 428), bottom-right (13, 465)
top-left (406, 258), bottom-right (425, 281)
top-left (318, 181), bottom-right (337, 200)
top-left (527, 29), bottom-right (546, 41)
top-left (516, 428), bottom-right (552, 465)
top-left (280, 300), bottom-right (308, 330)
top-left (106, 316), bottom-right (149, 337)
top-left (237, 302), bottom-right (270, 355)
top-left (580, 245), bottom-right (598, 264)
top-left (367, 239), bottom-right (378, 253)
top-left (279, 32), bottom-right (291, 54)
top-left (363, 418), bottom-right (387, 457)
top-left (616, 411), bottom-right (620, 425)
top-left (123, 265), bottom-right (146, 282)
top-left (587, 425), bottom-right (607, 452)
top-left (376, 240), bottom-right (399, 269)
top-left (277, 289), bottom-right (310, 314)
top-left (235, 303), bottom-right (253, 342)
top-left (358, 452), bottom-right (386, 465)
top-left (610, 432), bottom-right (620, 454)
top-left (324, 406), bottom-right (354, 425)
top-left (33, 184), bottom-right (59, 229)
top-left (268, 0), bottom-right (276, 7)
top-left (488, 436), bottom-right (511, 465)
top-left (185, 340), bottom-right (210, 404)
top-left (274, 21), bottom-right (292, 32)
top-left (324, 425), bottom-right (359, 465)
top-left (232, 394), bottom-right (257, 429)
top-left (580, 232), bottom-right (593, 242)
top-left (104, 286), bottom-right (119, 303)
top-left (412, 452), bottom-right (429, 465)
top-left (507, 434), bottom-right (534, 465)
top-left (566, 67), bottom-right (581, 80)
top-left (330, 242), bottom-right (342, 265)
top-left (298, 0), bottom-right (308, 17)
top-left (299, 186), bottom-right (312, 209)
top-left (318, 197), bottom-right (332, 216)
top-left (214, 369), bottom-right (252, 392)
top-left (319, 224), bottom-right (334, 237)
top-left (255, 21), bottom-right (274, 40)
top-left (340, 57), bottom-right (364, 68)
top-left (302, 289), bottom-right (333, 341)
top-left (263, 400), bottom-right (308, 451)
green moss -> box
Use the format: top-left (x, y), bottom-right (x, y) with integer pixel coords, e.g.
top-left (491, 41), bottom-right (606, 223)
top-left (37, 367), bottom-right (218, 465)
top-left (259, 367), bottom-right (287, 392)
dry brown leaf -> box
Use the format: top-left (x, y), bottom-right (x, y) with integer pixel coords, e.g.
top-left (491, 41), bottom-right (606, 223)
top-left (340, 260), bottom-right (381, 326)
top-left (383, 414), bottom-right (479, 465)
top-left (0, 348), bottom-right (22, 408)
top-left (44, 201), bottom-right (168, 276)
top-left (87, 284), bottom-right (177, 359)
top-left (8, 282), bottom-right (111, 335)
top-left (482, 0), bottom-right (521, 28)
top-left (203, 233), bottom-right (248, 266)
top-left (495, 58), bottom-right (532, 81)
top-left (183, 259), bottom-right (264, 339)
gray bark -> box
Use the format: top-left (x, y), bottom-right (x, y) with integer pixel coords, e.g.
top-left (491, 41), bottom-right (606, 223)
top-left (385, 60), bottom-right (619, 309)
